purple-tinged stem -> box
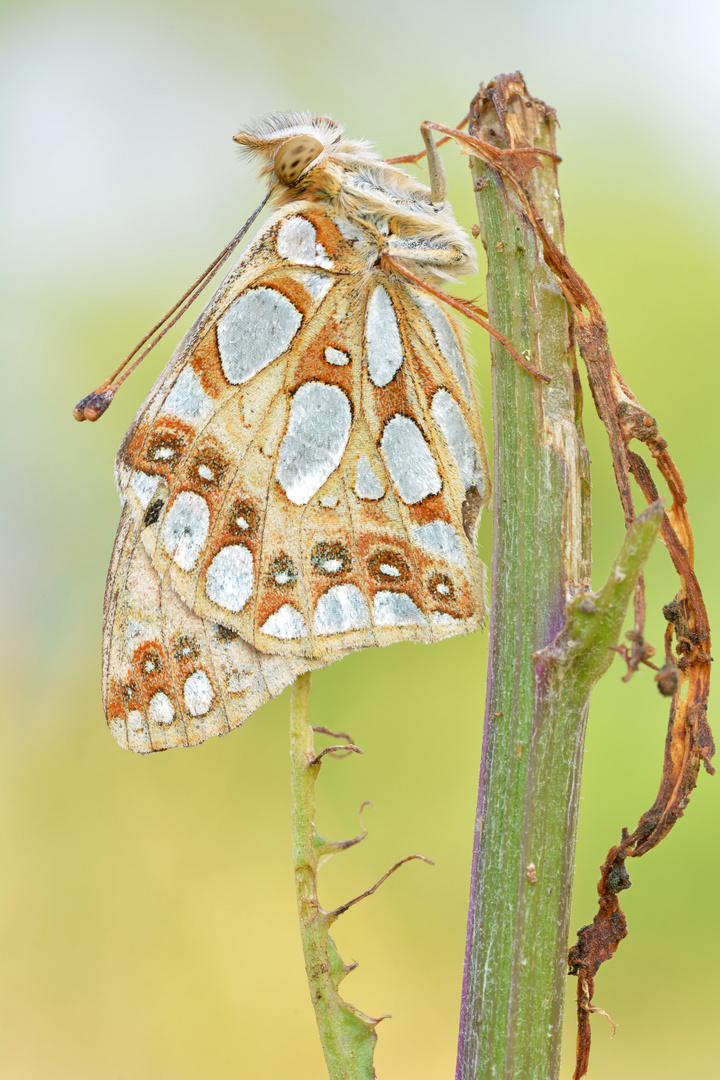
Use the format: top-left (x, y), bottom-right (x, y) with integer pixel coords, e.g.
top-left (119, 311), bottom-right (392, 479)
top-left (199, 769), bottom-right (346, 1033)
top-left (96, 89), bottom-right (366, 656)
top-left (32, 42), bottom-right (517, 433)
top-left (456, 76), bottom-right (660, 1079)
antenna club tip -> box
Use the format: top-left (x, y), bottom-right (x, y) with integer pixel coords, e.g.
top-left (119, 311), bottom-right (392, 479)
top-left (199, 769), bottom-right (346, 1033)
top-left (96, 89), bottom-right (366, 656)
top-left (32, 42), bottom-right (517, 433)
top-left (73, 388), bottom-right (116, 422)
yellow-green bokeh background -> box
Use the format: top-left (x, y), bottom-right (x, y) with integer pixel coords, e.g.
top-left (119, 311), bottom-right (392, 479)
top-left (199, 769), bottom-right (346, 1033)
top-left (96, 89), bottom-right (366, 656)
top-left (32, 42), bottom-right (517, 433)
top-left (2, 2), bottom-right (718, 1076)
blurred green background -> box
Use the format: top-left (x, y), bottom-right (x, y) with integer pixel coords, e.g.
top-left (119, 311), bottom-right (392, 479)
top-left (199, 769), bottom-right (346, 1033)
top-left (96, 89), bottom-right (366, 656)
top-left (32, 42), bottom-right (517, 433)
top-left (2, 1), bottom-right (718, 1077)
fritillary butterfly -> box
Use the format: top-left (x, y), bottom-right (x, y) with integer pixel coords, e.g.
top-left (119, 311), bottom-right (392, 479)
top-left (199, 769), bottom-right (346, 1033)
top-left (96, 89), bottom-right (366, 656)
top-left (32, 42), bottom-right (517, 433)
top-left (98, 112), bottom-right (490, 753)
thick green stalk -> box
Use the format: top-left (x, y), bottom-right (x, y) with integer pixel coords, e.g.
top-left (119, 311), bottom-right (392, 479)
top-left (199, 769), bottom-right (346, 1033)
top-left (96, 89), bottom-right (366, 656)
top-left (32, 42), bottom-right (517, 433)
top-left (289, 673), bottom-right (377, 1080)
top-left (456, 79), bottom-right (661, 1079)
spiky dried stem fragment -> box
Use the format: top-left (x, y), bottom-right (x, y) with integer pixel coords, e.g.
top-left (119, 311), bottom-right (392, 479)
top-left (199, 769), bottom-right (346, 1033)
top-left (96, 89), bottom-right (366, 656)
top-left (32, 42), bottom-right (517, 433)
top-left (288, 674), bottom-right (433, 1079)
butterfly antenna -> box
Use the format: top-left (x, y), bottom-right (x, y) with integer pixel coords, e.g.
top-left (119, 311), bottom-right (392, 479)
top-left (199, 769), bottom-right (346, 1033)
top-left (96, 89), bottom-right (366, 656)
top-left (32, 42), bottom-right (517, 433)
top-left (73, 190), bottom-right (272, 421)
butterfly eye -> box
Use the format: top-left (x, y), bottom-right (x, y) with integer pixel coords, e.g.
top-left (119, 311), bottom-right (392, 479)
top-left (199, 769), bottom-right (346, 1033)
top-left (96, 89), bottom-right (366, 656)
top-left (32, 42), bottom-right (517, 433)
top-left (274, 135), bottom-right (323, 185)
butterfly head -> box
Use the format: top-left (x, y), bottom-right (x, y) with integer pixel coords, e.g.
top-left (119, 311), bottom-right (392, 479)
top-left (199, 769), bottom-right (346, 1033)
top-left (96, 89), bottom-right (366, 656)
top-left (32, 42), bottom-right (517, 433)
top-left (234, 111), bottom-right (377, 202)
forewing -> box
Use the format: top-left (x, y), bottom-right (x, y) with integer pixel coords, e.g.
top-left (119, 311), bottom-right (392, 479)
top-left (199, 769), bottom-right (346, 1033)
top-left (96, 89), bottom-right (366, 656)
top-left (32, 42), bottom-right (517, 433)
top-left (112, 204), bottom-right (489, 663)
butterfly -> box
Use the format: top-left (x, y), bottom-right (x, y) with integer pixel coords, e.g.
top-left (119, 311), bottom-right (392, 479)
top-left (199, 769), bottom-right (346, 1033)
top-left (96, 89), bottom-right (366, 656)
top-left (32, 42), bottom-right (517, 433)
top-left (98, 111), bottom-right (490, 754)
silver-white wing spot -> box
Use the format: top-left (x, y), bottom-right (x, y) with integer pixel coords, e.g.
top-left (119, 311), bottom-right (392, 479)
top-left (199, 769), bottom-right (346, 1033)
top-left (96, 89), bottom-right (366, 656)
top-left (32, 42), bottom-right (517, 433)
top-left (430, 611), bottom-right (464, 630)
top-left (317, 556), bottom-right (343, 573)
top-left (315, 584), bottom-right (370, 635)
top-left (148, 691), bottom-right (175, 726)
top-left (233, 508), bottom-right (253, 532)
top-left (183, 671), bottom-right (214, 717)
top-left (372, 591), bottom-right (426, 627)
top-left (277, 216), bottom-right (318, 264)
top-left (125, 710), bottom-right (146, 735)
top-left (206, 544), bottom-right (254, 613)
top-left (416, 294), bottom-right (472, 399)
top-left (337, 218), bottom-right (367, 244)
top-left (276, 382), bottom-right (352, 505)
top-left (431, 389), bottom-right (484, 492)
top-left (295, 271), bottom-right (334, 302)
top-left (162, 491), bottom-right (210, 571)
top-left (366, 286), bottom-right (404, 387)
top-left (261, 605), bottom-right (307, 640)
top-left (380, 416), bottom-right (442, 504)
top-left (410, 521), bottom-right (468, 568)
top-left (276, 216), bottom-right (335, 269)
top-left (217, 287), bottom-right (302, 385)
top-left (161, 367), bottom-right (214, 422)
top-left (354, 456), bottom-right (385, 500)
top-left (130, 471), bottom-right (161, 509)
top-left (325, 347), bottom-right (350, 366)
top-left (315, 244), bottom-right (333, 269)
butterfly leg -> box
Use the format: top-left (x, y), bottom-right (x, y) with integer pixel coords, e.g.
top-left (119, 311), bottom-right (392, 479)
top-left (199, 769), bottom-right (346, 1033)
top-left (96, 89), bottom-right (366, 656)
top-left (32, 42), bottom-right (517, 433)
top-left (420, 121), bottom-right (447, 207)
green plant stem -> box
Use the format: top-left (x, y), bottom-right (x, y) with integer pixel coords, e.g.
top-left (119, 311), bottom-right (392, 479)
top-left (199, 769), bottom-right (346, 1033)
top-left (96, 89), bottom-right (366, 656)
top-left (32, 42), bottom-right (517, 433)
top-left (456, 79), bottom-right (662, 1080)
top-left (289, 673), bottom-right (377, 1080)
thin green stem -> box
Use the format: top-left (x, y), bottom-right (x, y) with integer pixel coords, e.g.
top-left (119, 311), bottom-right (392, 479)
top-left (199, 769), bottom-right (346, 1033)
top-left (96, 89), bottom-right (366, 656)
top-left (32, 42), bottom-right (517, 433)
top-left (288, 673), bottom-right (378, 1080)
